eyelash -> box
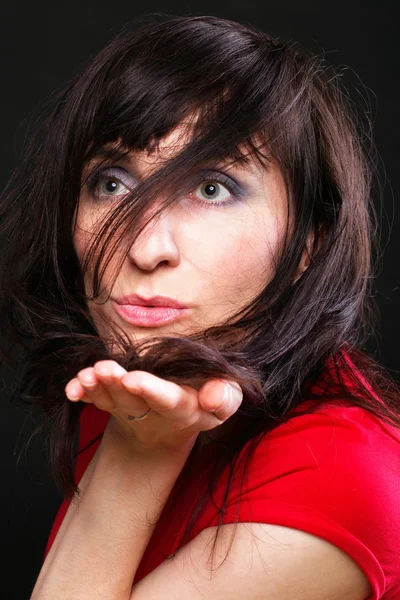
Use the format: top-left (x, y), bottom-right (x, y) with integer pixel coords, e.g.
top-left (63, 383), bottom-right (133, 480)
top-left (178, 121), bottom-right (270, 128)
top-left (85, 165), bottom-right (243, 209)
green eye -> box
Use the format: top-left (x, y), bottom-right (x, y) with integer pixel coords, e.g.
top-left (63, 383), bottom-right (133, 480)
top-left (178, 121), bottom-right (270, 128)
top-left (86, 167), bottom-right (134, 201)
top-left (194, 181), bottom-right (233, 204)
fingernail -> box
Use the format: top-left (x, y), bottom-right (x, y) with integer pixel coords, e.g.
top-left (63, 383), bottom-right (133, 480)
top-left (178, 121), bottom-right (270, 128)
top-left (66, 387), bottom-right (81, 401)
top-left (114, 365), bottom-right (127, 377)
top-left (81, 374), bottom-right (97, 386)
top-left (224, 382), bottom-right (242, 404)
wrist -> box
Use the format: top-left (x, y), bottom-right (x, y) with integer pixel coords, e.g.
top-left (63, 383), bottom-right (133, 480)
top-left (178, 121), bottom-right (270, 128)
top-left (102, 414), bottom-right (198, 462)
top-left (73, 422), bottom-right (195, 548)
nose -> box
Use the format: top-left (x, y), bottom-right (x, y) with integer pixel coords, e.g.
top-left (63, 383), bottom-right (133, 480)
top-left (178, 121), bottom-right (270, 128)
top-left (126, 205), bottom-right (180, 272)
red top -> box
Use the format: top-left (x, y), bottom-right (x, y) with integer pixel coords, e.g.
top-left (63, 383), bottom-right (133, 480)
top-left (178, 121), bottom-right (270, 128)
top-left (44, 351), bottom-right (400, 599)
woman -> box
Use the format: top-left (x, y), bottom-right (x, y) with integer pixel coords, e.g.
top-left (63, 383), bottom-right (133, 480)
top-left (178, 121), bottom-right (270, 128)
top-left (1, 13), bottom-right (399, 600)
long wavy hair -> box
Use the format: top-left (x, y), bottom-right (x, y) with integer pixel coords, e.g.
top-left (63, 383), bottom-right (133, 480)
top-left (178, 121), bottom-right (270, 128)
top-left (1, 13), bottom-right (399, 568)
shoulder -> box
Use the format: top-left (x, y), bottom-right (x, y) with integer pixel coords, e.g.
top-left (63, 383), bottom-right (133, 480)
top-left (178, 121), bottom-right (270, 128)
top-left (246, 402), bottom-right (400, 485)
top-left (189, 402), bottom-right (400, 599)
top-left (222, 402), bottom-right (400, 544)
top-left (208, 401), bottom-right (400, 501)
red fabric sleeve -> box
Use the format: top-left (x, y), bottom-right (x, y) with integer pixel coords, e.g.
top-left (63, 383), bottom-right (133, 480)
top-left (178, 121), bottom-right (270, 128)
top-left (191, 405), bottom-right (400, 600)
top-left (43, 387), bottom-right (400, 600)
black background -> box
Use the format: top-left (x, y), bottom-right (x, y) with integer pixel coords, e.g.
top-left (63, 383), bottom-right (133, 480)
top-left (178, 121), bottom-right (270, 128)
top-left (1, 2), bottom-right (399, 598)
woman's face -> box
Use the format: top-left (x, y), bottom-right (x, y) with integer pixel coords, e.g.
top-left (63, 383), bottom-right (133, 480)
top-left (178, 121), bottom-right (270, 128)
top-left (73, 124), bottom-right (307, 346)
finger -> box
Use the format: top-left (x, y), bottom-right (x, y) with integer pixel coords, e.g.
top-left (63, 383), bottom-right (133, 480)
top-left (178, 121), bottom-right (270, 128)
top-left (76, 367), bottom-right (115, 411)
top-left (93, 361), bottom-right (150, 415)
top-left (65, 378), bottom-right (92, 403)
top-left (198, 379), bottom-right (243, 423)
top-left (121, 370), bottom-right (198, 420)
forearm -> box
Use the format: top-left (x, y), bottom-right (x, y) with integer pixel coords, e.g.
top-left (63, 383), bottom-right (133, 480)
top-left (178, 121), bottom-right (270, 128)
top-left (31, 427), bottom-right (192, 600)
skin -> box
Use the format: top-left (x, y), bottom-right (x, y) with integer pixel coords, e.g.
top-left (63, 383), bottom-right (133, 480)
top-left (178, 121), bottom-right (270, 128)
top-left (72, 122), bottom-right (310, 347)
top-left (31, 124), bottom-right (371, 600)
top-left (66, 121), bottom-right (312, 442)
top-left (67, 122), bottom-right (311, 440)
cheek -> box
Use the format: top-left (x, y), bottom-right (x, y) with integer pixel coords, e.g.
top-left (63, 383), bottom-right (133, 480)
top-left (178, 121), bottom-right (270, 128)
top-left (191, 211), bottom-right (282, 293)
top-left (72, 227), bottom-right (92, 281)
top-left (72, 228), bottom-right (84, 258)
top-left (72, 205), bottom-right (103, 266)
top-left (71, 209), bottom-right (97, 291)
top-left (72, 205), bottom-right (87, 259)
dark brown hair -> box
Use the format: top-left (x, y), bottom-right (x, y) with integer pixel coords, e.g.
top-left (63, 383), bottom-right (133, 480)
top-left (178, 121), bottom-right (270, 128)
top-left (1, 13), bottom-right (399, 569)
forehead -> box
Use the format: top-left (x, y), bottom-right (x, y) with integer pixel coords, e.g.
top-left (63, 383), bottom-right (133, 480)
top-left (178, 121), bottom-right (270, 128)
top-left (87, 131), bottom-right (275, 183)
top-left (85, 103), bottom-right (277, 175)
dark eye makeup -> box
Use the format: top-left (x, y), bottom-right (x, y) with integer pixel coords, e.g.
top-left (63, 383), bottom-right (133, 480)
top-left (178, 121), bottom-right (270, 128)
top-left (84, 164), bottom-right (245, 209)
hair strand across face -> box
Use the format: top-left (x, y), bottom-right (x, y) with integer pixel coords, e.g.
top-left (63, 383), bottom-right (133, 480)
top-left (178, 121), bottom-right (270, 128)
top-left (0, 13), bottom-right (398, 571)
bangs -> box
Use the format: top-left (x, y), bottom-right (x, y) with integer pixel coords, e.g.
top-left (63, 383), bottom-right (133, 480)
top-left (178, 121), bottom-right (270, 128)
top-left (68, 19), bottom-right (312, 187)
top-left (65, 17), bottom-right (316, 295)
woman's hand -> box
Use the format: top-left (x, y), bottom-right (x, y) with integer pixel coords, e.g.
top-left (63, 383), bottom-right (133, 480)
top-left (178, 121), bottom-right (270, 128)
top-left (65, 360), bottom-right (243, 454)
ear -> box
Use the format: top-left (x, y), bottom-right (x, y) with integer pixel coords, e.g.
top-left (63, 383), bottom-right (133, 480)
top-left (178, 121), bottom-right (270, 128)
top-left (293, 224), bottom-right (325, 285)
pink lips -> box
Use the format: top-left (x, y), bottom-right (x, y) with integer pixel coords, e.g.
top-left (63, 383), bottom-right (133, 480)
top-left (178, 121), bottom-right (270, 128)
top-left (113, 303), bottom-right (189, 327)
top-left (113, 293), bottom-right (188, 309)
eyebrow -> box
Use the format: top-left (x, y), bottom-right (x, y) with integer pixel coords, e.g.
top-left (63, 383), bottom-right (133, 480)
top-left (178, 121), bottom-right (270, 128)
top-left (85, 144), bottom-right (264, 179)
top-left (86, 147), bottom-right (132, 166)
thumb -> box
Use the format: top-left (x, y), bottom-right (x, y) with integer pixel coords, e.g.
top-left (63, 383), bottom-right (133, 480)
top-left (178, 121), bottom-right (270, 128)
top-left (199, 379), bottom-right (243, 417)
